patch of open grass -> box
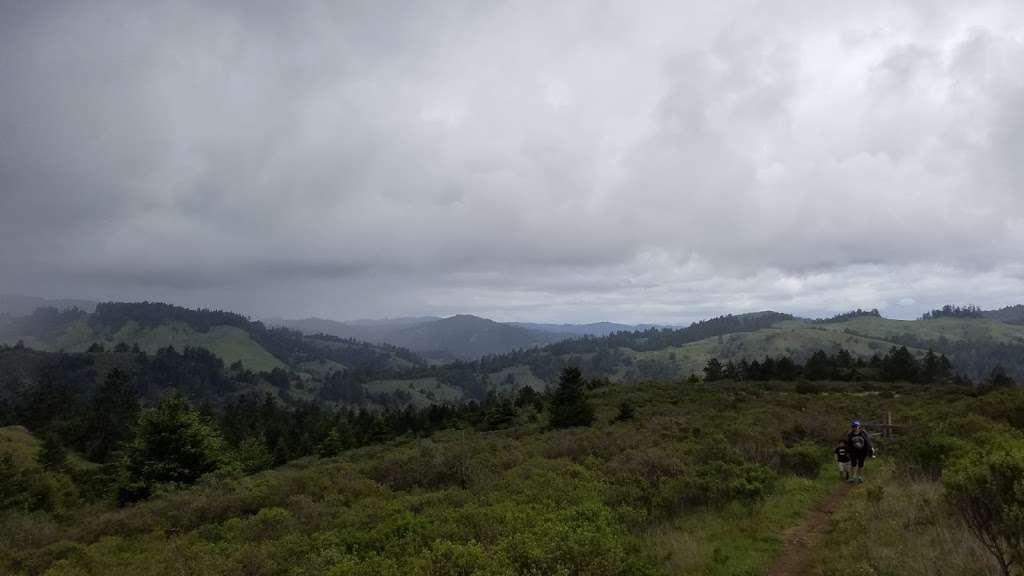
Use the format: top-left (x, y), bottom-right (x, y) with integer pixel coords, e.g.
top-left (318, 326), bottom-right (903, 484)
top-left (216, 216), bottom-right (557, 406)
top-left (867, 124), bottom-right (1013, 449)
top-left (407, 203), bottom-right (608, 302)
top-left (650, 469), bottom-right (837, 576)
top-left (364, 377), bottom-right (465, 407)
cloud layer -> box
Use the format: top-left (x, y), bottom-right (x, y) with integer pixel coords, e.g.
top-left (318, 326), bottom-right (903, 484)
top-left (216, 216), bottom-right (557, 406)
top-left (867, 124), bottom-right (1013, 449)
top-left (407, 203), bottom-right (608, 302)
top-left (2, 0), bottom-right (1022, 322)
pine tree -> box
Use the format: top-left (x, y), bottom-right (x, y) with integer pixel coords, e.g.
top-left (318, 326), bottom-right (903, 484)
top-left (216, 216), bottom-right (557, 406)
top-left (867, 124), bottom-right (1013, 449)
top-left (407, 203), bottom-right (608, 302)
top-left (317, 422), bottom-right (354, 458)
top-left (548, 367), bottom-right (594, 429)
top-left (881, 346), bottom-right (919, 382)
top-left (484, 398), bottom-right (518, 430)
top-left (87, 368), bottom-right (140, 462)
top-left (119, 391), bottom-right (226, 503)
top-left (703, 358), bottom-right (724, 382)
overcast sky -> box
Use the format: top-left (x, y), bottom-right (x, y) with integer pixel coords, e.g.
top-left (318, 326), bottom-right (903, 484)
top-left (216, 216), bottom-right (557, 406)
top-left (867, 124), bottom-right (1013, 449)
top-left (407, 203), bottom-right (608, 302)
top-left (2, 0), bottom-right (1023, 324)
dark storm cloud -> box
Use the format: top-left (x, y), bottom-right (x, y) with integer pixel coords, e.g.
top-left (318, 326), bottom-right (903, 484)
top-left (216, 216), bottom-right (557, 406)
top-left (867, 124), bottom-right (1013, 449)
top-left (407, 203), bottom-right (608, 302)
top-left (1, 0), bottom-right (1022, 322)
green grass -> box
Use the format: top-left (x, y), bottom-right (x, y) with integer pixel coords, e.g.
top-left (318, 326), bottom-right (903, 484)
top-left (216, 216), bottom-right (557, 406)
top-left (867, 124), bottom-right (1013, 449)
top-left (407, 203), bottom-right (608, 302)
top-left (15, 320), bottom-right (287, 372)
top-left (486, 364), bottom-right (549, 390)
top-left (629, 326), bottom-right (929, 379)
top-left (636, 316), bottom-right (1024, 377)
top-left (296, 359), bottom-right (347, 377)
top-left (815, 316), bottom-right (1024, 345)
top-left (651, 471), bottom-right (836, 575)
top-left (808, 458), bottom-right (995, 576)
top-left (110, 322), bottom-right (285, 372)
top-left (364, 377), bottom-right (465, 407)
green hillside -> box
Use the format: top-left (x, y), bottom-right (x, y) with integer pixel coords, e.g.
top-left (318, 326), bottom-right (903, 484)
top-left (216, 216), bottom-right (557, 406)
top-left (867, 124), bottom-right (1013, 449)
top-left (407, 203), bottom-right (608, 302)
top-left (630, 326), bottom-right (930, 377)
top-left (466, 311), bottom-right (1024, 388)
top-left (817, 315), bottom-right (1024, 343)
top-left (4, 317), bottom-right (284, 372)
top-left (0, 303), bottom-right (426, 377)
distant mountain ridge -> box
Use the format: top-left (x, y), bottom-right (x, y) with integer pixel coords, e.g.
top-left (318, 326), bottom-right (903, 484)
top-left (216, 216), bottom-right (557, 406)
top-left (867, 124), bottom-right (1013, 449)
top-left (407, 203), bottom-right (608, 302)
top-left (509, 321), bottom-right (644, 337)
top-left (269, 314), bottom-right (574, 360)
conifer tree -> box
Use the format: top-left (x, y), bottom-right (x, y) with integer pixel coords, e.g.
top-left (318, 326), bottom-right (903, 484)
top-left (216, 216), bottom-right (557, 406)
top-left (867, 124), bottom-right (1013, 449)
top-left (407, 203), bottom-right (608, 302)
top-left (703, 358), bottom-right (724, 382)
top-left (548, 367), bottom-right (594, 428)
top-left (119, 391), bottom-right (226, 503)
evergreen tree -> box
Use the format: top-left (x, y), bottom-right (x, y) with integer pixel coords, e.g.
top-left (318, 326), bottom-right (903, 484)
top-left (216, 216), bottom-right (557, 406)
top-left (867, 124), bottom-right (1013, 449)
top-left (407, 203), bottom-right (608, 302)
top-left (881, 346), bottom-right (919, 382)
top-left (87, 368), bottom-right (140, 462)
top-left (317, 421), bottom-right (354, 458)
top-left (804, 350), bottom-right (832, 381)
top-left (514, 386), bottom-right (544, 412)
top-left (484, 397), bottom-right (518, 430)
top-left (987, 365), bottom-right (1016, 390)
top-left (921, 349), bottom-right (953, 383)
top-left (703, 358), bottom-right (724, 382)
top-left (722, 361), bottom-right (739, 381)
top-left (119, 391), bottom-right (226, 503)
top-left (548, 367), bottom-right (594, 429)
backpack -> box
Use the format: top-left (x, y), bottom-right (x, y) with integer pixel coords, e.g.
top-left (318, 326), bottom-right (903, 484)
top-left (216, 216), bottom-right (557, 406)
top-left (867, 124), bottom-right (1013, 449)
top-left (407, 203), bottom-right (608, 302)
top-left (849, 432), bottom-right (866, 451)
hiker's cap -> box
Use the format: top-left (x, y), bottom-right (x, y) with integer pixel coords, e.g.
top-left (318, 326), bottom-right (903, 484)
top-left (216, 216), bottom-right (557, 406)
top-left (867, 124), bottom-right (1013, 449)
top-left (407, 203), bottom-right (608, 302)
top-left (851, 420), bottom-right (861, 428)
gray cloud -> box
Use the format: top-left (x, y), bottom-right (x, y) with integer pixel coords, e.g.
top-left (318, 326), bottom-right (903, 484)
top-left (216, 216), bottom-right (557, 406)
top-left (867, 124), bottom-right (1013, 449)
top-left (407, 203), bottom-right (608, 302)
top-left (1, 0), bottom-right (1022, 322)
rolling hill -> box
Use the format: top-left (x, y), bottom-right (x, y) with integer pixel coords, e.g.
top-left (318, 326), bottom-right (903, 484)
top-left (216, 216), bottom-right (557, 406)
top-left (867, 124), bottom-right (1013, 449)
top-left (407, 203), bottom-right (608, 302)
top-left (270, 314), bottom-right (575, 360)
top-left (0, 302), bottom-right (426, 375)
top-left (3, 299), bottom-right (1023, 413)
top-left (354, 309), bottom-right (1024, 400)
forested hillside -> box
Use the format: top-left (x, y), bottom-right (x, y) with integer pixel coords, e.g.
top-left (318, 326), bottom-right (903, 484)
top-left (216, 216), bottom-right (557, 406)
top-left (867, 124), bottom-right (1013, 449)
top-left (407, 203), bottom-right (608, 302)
top-left (3, 302), bottom-right (1023, 412)
top-left (0, 302), bottom-right (425, 374)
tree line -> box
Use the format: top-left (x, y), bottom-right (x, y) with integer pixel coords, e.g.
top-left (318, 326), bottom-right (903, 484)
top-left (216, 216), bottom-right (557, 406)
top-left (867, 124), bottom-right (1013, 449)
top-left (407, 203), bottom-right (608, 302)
top-left (700, 346), bottom-right (971, 385)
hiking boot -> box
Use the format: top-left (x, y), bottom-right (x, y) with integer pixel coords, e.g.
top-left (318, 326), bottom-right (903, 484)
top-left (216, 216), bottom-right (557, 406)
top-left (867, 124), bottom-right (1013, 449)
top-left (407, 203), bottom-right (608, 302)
top-left (847, 477), bottom-right (856, 484)
top-left (856, 477), bottom-right (864, 484)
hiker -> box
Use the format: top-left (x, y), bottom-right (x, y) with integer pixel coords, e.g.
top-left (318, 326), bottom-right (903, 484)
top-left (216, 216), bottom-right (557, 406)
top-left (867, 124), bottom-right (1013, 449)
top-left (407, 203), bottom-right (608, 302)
top-left (846, 420), bottom-right (874, 484)
top-left (834, 439), bottom-right (851, 480)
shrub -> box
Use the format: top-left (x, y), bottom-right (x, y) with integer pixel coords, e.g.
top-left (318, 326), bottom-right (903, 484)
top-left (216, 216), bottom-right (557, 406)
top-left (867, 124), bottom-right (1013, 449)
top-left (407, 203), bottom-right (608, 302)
top-left (777, 442), bottom-right (822, 478)
top-left (672, 461), bottom-right (777, 511)
top-left (899, 433), bottom-right (966, 480)
top-left (944, 441), bottom-right (1024, 576)
top-left (364, 441), bottom-right (478, 491)
top-left (794, 380), bottom-right (824, 395)
top-left (612, 402), bottom-right (636, 423)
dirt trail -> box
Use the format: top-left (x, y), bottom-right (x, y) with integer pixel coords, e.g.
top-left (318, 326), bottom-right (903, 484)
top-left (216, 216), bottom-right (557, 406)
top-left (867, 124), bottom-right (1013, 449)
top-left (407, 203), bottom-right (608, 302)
top-left (766, 483), bottom-right (851, 576)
